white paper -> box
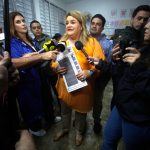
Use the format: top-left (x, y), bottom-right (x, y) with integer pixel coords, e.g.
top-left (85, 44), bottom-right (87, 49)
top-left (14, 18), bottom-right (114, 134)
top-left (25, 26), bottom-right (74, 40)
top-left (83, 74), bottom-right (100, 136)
top-left (57, 46), bottom-right (87, 92)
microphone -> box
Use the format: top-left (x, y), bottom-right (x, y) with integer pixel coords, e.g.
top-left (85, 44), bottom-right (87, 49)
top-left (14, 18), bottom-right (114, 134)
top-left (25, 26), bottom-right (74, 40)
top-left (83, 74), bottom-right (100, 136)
top-left (38, 40), bottom-right (66, 53)
top-left (56, 41), bottom-right (66, 52)
top-left (75, 40), bottom-right (94, 64)
top-left (43, 40), bottom-right (57, 51)
top-left (75, 41), bottom-right (89, 59)
top-left (38, 39), bottom-right (57, 53)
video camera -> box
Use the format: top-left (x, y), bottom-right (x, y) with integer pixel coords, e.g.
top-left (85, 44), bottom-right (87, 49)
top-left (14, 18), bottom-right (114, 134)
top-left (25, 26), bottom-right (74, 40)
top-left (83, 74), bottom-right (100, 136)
top-left (115, 26), bottom-right (141, 56)
top-left (119, 35), bottom-right (139, 56)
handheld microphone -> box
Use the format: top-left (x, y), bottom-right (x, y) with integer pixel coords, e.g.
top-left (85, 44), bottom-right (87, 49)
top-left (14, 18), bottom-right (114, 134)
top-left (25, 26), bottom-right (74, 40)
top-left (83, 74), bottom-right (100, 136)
top-left (42, 40), bottom-right (57, 52)
top-left (75, 40), bottom-right (94, 64)
top-left (38, 40), bottom-right (56, 53)
top-left (75, 41), bottom-right (89, 59)
top-left (56, 41), bottom-right (66, 52)
top-left (38, 40), bottom-right (66, 53)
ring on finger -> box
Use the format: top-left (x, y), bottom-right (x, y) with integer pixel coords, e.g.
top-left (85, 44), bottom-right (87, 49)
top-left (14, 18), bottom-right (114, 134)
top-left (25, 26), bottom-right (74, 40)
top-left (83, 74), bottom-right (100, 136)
top-left (82, 75), bottom-right (86, 80)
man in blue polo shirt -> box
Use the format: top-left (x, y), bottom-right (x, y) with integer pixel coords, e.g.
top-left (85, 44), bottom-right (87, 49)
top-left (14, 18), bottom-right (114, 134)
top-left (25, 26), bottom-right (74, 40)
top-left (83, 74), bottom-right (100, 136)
top-left (90, 14), bottom-right (112, 134)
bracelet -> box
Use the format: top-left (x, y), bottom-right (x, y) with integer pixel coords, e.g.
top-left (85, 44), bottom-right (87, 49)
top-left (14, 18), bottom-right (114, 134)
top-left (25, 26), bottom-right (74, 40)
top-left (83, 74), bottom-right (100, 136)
top-left (88, 69), bottom-right (95, 76)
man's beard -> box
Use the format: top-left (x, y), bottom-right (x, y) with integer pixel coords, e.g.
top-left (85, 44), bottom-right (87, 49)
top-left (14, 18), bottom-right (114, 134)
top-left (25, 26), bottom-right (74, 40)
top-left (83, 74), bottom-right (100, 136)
top-left (90, 30), bottom-right (98, 36)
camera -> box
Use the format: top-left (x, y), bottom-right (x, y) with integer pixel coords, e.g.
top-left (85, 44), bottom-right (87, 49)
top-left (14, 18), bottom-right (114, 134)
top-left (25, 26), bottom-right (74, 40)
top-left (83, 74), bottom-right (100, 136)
top-left (114, 26), bottom-right (141, 56)
top-left (118, 35), bottom-right (139, 56)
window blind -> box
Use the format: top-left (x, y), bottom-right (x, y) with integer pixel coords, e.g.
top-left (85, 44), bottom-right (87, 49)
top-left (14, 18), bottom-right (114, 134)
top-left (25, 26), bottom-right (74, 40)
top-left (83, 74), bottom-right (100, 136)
top-left (39, 0), bottom-right (66, 37)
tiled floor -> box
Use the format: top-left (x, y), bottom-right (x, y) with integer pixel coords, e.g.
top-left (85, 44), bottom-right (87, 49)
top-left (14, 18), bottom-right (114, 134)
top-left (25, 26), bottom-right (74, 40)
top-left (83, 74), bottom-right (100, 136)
top-left (34, 80), bottom-right (124, 150)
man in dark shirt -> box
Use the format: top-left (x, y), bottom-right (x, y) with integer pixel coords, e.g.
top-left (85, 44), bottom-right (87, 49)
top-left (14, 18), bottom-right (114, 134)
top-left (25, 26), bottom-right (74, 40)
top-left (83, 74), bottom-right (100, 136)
top-left (30, 20), bottom-right (51, 49)
top-left (101, 19), bottom-right (150, 150)
top-left (30, 20), bottom-right (55, 127)
top-left (111, 5), bottom-right (150, 109)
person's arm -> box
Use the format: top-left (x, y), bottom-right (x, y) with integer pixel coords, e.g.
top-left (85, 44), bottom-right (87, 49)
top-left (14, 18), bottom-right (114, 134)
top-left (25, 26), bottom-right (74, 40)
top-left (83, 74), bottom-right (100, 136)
top-left (0, 51), bottom-right (20, 87)
top-left (133, 65), bottom-right (150, 98)
top-left (95, 59), bottom-right (112, 73)
top-left (12, 50), bottom-right (58, 69)
top-left (88, 56), bottom-right (112, 75)
top-left (76, 70), bottom-right (94, 81)
top-left (111, 43), bottom-right (121, 61)
top-left (0, 65), bottom-right (8, 97)
top-left (117, 44), bottom-right (149, 96)
top-left (121, 46), bottom-right (150, 98)
top-left (15, 130), bottom-right (37, 150)
top-left (119, 60), bottom-right (150, 99)
top-left (122, 47), bottom-right (141, 65)
top-left (79, 38), bottom-right (106, 80)
top-left (0, 51), bottom-right (11, 97)
top-left (89, 37), bottom-right (105, 75)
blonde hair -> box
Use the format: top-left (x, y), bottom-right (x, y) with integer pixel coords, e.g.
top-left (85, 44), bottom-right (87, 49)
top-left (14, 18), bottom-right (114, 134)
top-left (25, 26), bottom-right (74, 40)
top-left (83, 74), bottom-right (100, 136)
top-left (61, 10), bottom-right (89, 45)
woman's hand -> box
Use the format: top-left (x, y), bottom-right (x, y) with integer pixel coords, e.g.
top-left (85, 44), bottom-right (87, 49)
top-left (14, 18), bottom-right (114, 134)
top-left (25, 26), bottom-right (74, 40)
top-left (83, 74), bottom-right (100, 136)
top-left (122, 47), bottom-right (141, 65)
top-left (41, 50), bottom-right (58, 61)
top-left (0, 51), bottom-right (11, 67)
top-left (0, 65), bottom-right (8, 97)
top-left (15, 130), bottom-right (37, 150)
top-left (76, 70), bottom-right (92, 81)
top-left (88, 56), bottom-right (99, 65)
top-left (0, 51), bottom-right (20, 87)
top-left (8, 65), bottom-right (20, 87)
top-left (111, 43), bottom-right (121, 60)
top-left (56, 66), bottom-right (67, 75)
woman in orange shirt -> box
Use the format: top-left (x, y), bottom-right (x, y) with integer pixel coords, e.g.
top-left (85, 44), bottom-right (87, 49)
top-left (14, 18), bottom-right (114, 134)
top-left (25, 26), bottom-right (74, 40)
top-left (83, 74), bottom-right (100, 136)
top-left (53, 10), bottom-right (105, 146)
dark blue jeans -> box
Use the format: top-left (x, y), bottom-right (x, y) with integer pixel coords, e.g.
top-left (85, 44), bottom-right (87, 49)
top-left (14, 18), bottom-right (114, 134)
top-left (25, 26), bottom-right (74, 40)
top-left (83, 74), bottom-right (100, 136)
top-left (101, 107), bottom-right (150, 150)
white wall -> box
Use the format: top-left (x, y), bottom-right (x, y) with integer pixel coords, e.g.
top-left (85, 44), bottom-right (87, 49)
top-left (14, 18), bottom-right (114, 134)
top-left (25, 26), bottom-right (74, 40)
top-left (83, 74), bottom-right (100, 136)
top-left (65, 0), bottom-right (150, 35)
top-left (33, 0), bottom-right (149, 36)
top-left (65, 0), bottom-right (150, 19)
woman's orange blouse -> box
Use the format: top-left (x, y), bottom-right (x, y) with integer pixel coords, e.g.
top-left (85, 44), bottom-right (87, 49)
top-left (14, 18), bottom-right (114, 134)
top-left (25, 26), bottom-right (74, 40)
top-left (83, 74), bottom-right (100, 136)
top-left (52, 37), bottom-right (105, 113)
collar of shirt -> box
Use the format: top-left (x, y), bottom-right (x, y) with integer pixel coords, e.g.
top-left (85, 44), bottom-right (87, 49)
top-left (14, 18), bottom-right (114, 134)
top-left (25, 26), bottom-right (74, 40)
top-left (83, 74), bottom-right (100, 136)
top-left (34, 34), bottom-right (48, 43)
top-left (97, 33), bottom-right (107, 42)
